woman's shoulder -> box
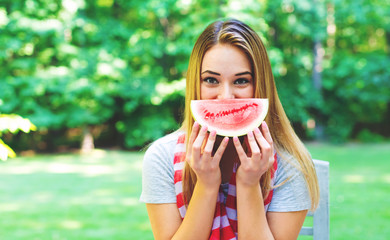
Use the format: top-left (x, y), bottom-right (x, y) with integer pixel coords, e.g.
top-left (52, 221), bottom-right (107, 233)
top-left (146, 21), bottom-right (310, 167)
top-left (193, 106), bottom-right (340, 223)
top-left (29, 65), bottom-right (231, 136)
top-left (269, 149), bottom-right (311, 211)
top-left (274, 149), bottom-right (310, 186)
top-left (145, 130), bottom-right (184, 153)
top-left (275, 148), bottom-right (307, 172)
top-left (143, 130), bottom-right (184, 165)
top-left (140, 130), bottom-right (184, 204)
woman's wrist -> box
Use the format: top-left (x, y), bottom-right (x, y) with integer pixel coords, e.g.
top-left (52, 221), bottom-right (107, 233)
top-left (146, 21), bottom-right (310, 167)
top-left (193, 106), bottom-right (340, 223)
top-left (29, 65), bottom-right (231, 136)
top-left (196, 178), bottom-right (221, 193)
top-left (236, 176), bottom-right (262, 190)
top-left (236, 171), bottom-right (263, 188)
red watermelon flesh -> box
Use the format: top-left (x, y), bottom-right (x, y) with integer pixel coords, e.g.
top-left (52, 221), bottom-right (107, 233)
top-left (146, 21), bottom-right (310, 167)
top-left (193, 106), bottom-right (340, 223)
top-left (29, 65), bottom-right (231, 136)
top-left (190, 98), bottom-right (269, 137)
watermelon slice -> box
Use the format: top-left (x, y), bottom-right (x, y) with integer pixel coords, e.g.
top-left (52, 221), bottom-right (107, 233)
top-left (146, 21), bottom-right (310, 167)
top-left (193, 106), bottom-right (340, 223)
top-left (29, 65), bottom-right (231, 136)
top-left (190, 98), bottom-right (268, 137)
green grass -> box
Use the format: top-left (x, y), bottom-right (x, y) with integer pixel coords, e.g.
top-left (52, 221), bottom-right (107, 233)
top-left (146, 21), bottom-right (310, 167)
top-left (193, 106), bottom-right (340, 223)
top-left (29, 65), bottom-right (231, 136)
top-left (0, 142), bottom-right (389, 239)
top-left (0, 150), bottom-right (154, 240)
top-left (306, 142), bottom-right (390, 240)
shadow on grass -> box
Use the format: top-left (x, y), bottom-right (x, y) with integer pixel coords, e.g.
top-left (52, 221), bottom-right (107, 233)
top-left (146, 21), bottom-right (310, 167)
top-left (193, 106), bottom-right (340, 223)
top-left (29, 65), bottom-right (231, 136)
top-left (0, 150), bottom-right (153, 240)
top-left (2, 142), bottom-right (390, 240)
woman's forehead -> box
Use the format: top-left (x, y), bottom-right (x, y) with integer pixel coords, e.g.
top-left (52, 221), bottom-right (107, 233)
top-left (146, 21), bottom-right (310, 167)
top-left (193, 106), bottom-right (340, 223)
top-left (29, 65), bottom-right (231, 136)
top-left (201, 44), bottom-right (251, 75)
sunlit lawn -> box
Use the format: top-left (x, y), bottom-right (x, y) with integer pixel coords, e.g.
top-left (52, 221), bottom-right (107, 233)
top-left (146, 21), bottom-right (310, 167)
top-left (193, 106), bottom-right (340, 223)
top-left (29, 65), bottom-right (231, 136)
top-left (0, 142), bottom-right (389, 240)
top-left (0, 150), bottom-right (153, 240)
top-left (306, 142), bottom-right (390, 240)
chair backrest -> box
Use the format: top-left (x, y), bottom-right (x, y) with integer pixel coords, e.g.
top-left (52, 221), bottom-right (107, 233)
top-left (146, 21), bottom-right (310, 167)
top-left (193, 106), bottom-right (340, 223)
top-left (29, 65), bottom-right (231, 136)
top-left (299, 159), bottom-right (329, 240)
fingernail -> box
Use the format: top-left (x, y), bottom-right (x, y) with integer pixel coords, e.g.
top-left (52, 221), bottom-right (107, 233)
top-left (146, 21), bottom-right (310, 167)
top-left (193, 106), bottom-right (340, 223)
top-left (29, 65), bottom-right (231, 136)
top-left (248, 131), bottom-right (254, 138)
top-left (211, 131), bottom-right (216, 137)
top-left (263, 121), bottom-right (268, 129)
top-left (254, 127), bottom-right (260, 134)
top-left (233, 136), bottom-right (239, 142)
top-left (202, 126), bottom-right (208, 132)
top-left (224, 137), bottom-right (229, 143)
top-left (194, 121), bottom-right (199, 128)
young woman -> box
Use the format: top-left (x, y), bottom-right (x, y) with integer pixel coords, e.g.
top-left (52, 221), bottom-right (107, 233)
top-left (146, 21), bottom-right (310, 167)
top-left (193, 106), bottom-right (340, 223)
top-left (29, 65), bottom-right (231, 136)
top-left (140, 19), bottom-right (319, 240)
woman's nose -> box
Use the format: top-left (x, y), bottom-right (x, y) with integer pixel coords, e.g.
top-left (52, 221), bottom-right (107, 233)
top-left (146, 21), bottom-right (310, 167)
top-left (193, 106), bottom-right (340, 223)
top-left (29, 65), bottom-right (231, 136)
top-left (217, 83), bottom-right (234, 99)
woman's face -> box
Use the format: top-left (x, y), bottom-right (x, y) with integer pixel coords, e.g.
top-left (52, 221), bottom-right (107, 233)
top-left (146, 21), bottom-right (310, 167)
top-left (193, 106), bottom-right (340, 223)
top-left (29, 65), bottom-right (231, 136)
top-left (200, 44), bottom-right (254, 100)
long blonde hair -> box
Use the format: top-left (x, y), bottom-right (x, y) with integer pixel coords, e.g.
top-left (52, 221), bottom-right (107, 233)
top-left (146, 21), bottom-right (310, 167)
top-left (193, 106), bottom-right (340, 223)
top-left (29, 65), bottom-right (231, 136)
top-left (181, 19), bottom-right (319, 211)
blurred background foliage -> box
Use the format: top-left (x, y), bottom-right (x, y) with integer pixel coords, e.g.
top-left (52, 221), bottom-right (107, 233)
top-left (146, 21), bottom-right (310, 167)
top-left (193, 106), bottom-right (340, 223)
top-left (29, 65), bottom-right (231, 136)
top-left (0, 114), bottom-right (36, 160)
top-left (0, 0), bottom-right (389, 153)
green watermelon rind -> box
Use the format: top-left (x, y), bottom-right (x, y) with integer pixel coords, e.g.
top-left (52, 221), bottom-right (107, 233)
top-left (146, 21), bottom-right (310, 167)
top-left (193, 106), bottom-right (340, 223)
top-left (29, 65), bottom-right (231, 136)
top-left (190, 98), bottom-right (269, 137)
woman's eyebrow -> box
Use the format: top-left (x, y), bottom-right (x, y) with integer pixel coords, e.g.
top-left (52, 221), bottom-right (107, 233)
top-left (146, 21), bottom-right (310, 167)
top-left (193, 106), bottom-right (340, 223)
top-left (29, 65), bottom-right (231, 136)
top-left (201, 70), bottom-right (221, 76)
top-left (235, 71), bottom-right (253, 76)
top-left (201, 70), bottom-right (253, 76)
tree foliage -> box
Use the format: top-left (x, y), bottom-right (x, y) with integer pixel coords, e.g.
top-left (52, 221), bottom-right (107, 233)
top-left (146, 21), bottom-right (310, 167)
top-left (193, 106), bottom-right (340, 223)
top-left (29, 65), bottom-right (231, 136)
top-left (0, 114), bottom-right (36, 160)
top-left (0, 0), bottom-right (389, 150)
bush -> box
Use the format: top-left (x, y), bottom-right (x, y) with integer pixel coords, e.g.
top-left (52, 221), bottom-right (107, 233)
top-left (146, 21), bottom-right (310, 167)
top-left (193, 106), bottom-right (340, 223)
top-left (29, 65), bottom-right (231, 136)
top-left (0, 114), bottom-right (36, 160)
top-left (356, 129), bottom-right (386, 143)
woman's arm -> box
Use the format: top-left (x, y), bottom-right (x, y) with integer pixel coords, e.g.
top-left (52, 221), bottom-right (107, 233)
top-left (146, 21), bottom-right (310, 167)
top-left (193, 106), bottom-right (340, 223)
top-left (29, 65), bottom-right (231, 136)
top-left (236, 182), bottom-right (273, 239)
top-left (146, 203), bottom-right (182, 240)
top-left (233, 122), bottom-right (274, 239)
top-left (146, 181), bottom-right (219, 240)
top-left (266, 211), bottom-right (308, 239)
top-left (234, 122), bottom-right (308, 239)
top-left (236, 182), bottom-right (307, 240)
top-left (146, 123), bottom-right (229, 240)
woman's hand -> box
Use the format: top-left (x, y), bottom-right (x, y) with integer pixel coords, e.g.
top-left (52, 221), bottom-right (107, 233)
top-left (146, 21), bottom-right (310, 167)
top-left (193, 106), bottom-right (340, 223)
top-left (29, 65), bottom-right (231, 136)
top-left (233, 121), bottom-right (275, 187)
top-left (186, 122), bottom-right (229, 188)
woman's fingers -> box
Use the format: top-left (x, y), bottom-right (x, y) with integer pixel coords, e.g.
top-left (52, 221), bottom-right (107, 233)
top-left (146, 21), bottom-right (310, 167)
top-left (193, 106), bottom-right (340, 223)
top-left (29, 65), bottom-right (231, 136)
top-left (192, 125), bottom-right (208, 153)
top-left (203, 130), bottom-right (216, 157)
top-left (259, 121), bottom-right (275, 167)
top-left (247, 131), bottom-right (261, 159)
top-left (243, 135), bottom-right (252, 157)
top-left (189, 122), bottom-right (200, 144)
top-left (261, 121), bottom-right (273, 146)
top-left (186, 122), bottom-right (200, 161)
top-left (254, 125), bottom-right (271, 156)
top-left (200, 131), bottom-right (210, 154)
top-left (234, 123), bottom-right (275, 185)
top-left (233, 136), bottom-right (248, 162)
top-left (213, 136), bottom-right (229, 164)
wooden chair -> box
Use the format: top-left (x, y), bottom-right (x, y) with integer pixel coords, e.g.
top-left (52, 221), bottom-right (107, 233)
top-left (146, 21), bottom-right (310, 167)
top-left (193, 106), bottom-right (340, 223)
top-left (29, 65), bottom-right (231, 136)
top-left (299, 159), bottom-right (330, 240)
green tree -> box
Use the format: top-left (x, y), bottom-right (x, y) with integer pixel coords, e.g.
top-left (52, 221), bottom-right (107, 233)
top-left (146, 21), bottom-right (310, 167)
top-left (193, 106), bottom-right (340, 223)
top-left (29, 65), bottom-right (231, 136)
top-left (0, 0), bottom-right (389, 150)
top-left (0, 114), bottom-right (36, 160)
top-left (321, 0), bottom-right (390, 141)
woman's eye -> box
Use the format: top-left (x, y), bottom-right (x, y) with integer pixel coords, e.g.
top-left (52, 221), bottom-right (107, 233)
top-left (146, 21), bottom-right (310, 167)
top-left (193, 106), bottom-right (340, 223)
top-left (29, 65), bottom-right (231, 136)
top-left (234, 78), bottom-right (250, 85)
top-left (203, 77), bottom-right (218, 84)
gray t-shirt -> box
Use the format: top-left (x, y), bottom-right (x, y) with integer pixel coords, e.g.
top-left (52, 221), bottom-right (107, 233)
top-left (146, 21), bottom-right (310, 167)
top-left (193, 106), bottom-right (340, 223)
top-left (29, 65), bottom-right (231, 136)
top-left (140, 131), bottom-right (311, 212)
